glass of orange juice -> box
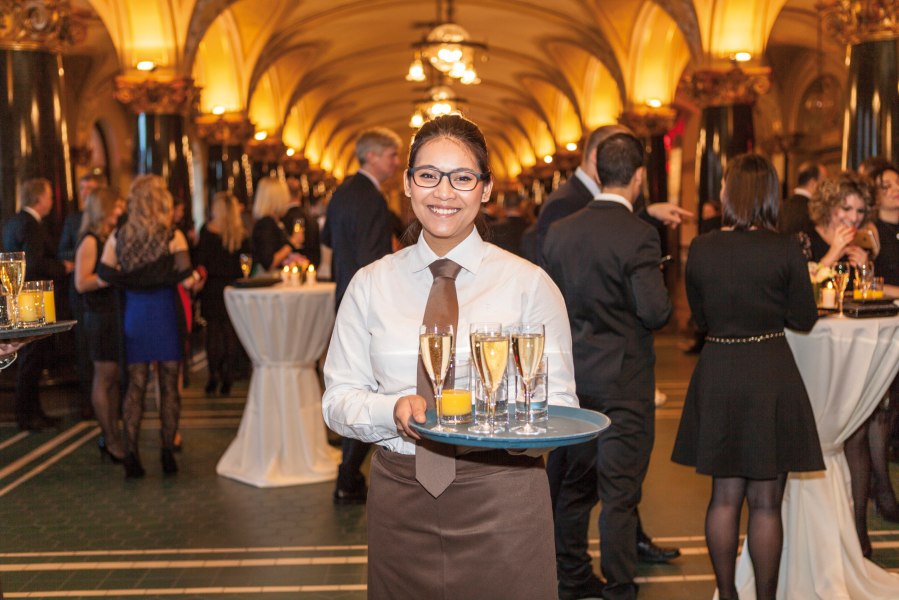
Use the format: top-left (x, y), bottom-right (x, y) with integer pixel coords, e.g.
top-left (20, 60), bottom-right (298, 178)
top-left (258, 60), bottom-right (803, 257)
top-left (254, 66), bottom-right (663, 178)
top-left (16, 281), bottom-right (44, 327)
top-left (439, 357), bottom-right (473, 426)
top-left (37, 281), bottom-right (55, 324)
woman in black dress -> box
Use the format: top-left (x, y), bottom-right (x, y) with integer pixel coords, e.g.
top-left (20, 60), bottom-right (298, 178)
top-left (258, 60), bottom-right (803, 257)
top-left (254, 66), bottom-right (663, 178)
top-left (250, 176), bottom-right (304, 272)
top-left (196, 192), bottom-right (250, 395)
top-left (74, 187), bottom-right (126, 462)
top-left (672, 154), bottom-right (824, 600)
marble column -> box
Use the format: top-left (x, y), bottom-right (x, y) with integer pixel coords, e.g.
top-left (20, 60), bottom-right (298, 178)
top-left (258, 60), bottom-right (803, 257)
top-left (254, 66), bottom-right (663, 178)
top-left (0, 1), bottom-right (84, 234)
top-left (680, 66), bottom-right (770, 219)
top-left (820, 0), bottom-right (899, 167)
top-left (115, 76), bottom-right (198, 225)
top-left (195, 113), bottom-right (254, 210)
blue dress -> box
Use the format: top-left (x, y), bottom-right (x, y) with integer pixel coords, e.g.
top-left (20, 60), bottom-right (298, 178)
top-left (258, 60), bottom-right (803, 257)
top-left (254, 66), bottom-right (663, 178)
top-left (123, 287), bottom-right (182, 364)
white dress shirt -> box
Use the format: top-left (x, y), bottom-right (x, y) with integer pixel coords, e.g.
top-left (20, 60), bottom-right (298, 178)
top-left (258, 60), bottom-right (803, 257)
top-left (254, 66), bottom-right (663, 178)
top-left (593, 192), bottom-right (633, 212)
top-left (574, 166), bottom-right (601, 197)
top-left (323, 228), bottom-right (578, 455)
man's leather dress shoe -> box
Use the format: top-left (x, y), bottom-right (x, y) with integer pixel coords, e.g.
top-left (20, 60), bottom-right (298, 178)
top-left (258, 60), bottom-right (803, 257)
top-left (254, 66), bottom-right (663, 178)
top-left (333, 487), bottom-right (367, 505)
top-left (636, 539), bottom-right (681, 563)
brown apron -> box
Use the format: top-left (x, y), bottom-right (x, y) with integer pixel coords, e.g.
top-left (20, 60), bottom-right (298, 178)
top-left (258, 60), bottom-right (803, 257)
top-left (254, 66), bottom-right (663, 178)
top-left (367, 447), bottom-right (558, 600)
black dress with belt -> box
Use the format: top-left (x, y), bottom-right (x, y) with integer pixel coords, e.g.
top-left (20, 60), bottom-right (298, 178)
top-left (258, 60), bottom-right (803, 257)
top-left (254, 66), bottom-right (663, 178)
top-left (672, 229), bottom-right (825, 478)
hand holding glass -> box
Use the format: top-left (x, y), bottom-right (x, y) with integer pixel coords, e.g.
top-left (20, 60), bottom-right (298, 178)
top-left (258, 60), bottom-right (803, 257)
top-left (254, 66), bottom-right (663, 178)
top-left (420, 324), bottom-right (455, 432)
top-left (511, 323), bottom-right (546, 435)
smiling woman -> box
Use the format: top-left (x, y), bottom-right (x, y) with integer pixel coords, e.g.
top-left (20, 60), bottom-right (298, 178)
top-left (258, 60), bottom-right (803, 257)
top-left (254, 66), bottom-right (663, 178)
top-left (322, 114), bottom-right (578, 599)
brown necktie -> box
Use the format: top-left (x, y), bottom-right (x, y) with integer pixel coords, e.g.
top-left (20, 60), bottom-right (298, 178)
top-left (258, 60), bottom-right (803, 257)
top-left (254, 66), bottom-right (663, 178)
top-left (415, 258), bottom-right (462, 498)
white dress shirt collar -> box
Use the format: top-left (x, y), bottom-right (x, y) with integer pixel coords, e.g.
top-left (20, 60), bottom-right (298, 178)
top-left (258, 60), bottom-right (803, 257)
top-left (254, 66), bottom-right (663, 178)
top-left (410, 226), bottom-right (484, 276)
top-left (792, 187), bottom-right (812, 199)
top-left (358, 168), bottom-right (381, 191)
top-left (574, 166), bottom-right (601, 197)
top-left (23, 206), bottom-right (41, 222)
top-left (593, 192), bottom-right (633, 212)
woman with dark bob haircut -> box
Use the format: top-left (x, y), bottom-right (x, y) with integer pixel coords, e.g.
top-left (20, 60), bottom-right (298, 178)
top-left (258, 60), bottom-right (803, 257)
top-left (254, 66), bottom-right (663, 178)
top-left (322, 114), bottom-right (577, 599)
top-left (673, 154), bottom-right (823, 600)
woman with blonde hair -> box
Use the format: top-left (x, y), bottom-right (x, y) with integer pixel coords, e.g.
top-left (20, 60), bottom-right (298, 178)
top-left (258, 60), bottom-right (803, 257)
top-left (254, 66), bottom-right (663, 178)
top-left (100, 175), bottom-right (202, 478)
top-left (75, 187), bottom-right (125, 462)
top-left (197, 192), bottom-right (250, 395)
top-left (251, 176), bottom-right (304, 271)
top-left (805, 171), bottom-right (877, 268)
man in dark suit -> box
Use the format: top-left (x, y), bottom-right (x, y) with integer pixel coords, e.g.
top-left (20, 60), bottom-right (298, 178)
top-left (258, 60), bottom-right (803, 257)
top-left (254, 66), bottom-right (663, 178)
top-left (544, 133), bottom-right (672, 600)
top-left (540, 126), bottom-right (684, 600)
top-left (2, 178), bottom-right (73, 430)
top-left (779, 161), bottom-right (825, 235)
top-left (321, 127), bottom-right (400, 504)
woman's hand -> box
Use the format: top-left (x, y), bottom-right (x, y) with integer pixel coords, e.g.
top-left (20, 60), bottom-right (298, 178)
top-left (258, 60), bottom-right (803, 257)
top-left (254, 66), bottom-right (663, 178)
top-left (844, 244), bottom-right (869, 268)
top-left (289, 229), bottom-right (304, 249)
top-left (394, 394), bottom-right (427, 440)
top-left (821, 224), bottom-right (856, 267)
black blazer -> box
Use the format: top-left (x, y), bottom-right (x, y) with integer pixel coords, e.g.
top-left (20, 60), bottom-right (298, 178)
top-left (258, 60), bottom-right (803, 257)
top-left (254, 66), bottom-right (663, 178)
top-left (282, 204), bottom-right (321, 268)
top-left (2, 210), bottom-right (66, 281)
top-left (543, 200), bottom-right (671, 404)
top-left (321, 173), bottom-right (392, 308)
top-left (534, 176), bottom-right (593, 265)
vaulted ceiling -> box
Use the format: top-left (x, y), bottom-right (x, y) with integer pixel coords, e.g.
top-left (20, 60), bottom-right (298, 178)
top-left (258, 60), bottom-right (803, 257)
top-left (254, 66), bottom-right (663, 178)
top-left (70, 0), bottom-right (831, 180)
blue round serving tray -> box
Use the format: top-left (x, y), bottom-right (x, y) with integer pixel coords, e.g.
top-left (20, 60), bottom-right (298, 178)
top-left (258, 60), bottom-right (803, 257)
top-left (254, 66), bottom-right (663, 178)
top-left (410, 405), bottom-right (610, 449)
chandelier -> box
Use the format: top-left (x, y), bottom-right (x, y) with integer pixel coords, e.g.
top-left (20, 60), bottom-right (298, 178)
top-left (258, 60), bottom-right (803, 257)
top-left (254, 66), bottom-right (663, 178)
top-left (409, 85), bottom-right (466, 129)
top-left (406, 0), bottom-right (486, 86)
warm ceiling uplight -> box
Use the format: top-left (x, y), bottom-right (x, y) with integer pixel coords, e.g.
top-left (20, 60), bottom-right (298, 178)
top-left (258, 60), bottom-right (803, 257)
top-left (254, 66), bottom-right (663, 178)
top-left (135, 61), bottom-right (156, 72)
top-left (646, 98), bottom-right (663, 108)
top-left (565, 142), bottom-right (577, 152)
top-left (286, 148), bottom-right (296, 157)
top-left (543, 155), bottom-right (553, 164)
top-left (254, 131), bottom-right (268, 141)
top-left (211, 105), bottom-right (226, 116)
top-left (733, 51), bottom-right (752, 62)
top-left (409, 110), bottom-right (425, 129)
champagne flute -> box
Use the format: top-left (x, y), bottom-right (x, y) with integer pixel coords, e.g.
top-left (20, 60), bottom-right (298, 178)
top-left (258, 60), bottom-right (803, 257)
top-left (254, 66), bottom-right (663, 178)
top-left (420, 324), bottom-right (455, 432)
top-left (469, 322), bottom-right (509, 435)
top-left (833, 261), bottom-right (851, 316)
top-left (239, 253), bottom-right (252, 278)
top-left (511, 323), bottom-right (546, 435)
top-left (0, 251), bottom-right (26, 328)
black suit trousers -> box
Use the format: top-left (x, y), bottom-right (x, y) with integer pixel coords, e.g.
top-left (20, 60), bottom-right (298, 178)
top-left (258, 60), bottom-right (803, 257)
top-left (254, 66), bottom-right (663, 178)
top-left (15, 336), bottom-right (53, 425)
top-left (591, 393), bottom-right (655, 600)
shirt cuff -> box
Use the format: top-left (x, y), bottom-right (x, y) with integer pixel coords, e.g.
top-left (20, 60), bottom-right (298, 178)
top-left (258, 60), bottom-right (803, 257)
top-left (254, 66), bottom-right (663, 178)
top-left (370, 392), bottom-right (406, 431)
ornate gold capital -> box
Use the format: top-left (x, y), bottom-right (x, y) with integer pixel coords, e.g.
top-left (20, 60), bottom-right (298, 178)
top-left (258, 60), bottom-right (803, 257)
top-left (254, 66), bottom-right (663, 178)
top-left (0, 0), bottom-right (86, 52)
top-left (114, 76), bottom-right (199, 116)
top-left (247, 139), bottom-right (286, 164)
top-left (818, 0), bottom-right (899, 45)
top-left (619, 107), bottom-right (678, 138)
top-left (194, 113), bottom-right (254, 145)
top-left (679, 66), bottom-right (772, 108)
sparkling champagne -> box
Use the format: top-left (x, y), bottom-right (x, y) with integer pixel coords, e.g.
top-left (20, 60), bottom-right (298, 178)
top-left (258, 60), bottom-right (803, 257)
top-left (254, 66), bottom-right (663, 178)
top-left (0, 260), bottom-right (25, 296)
top-left (512, 333), bottom-right (545, 382)
top-left (420, 332), bottom-right (453, 390)
top-left (474, 335), bottom-right (509, 394)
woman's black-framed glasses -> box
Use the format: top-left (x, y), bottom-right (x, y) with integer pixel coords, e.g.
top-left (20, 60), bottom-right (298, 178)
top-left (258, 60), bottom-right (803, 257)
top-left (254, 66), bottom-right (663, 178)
top-left (409, 166), bottom-right (489, 192)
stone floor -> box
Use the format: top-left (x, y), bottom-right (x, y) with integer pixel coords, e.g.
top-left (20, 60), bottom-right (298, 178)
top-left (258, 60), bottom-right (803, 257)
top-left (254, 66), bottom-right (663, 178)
top-left (2, 333), bottom-right (899, 598)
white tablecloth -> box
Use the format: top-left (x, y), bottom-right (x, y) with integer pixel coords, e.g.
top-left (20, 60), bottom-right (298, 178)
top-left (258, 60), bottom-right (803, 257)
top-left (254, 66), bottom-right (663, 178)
top-left (216, 282), bottom-right (339, 487)
top-left (733, 314), bottom-right (899, 599)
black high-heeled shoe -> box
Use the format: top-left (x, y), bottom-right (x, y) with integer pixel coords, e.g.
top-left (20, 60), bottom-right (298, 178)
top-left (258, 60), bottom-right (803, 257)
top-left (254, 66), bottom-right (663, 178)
top-left (873, 490), bottom-right (899, 522)
top-left (161, 448), bottom-right (178, 475)
top-left (123, 453), bottom-right (145, 479)
top-left (97, 437), bottom-right (124, 464)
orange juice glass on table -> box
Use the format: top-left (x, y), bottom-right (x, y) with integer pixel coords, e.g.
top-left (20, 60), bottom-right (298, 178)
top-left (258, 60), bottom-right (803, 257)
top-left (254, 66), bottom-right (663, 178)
top-left (38, 280), bottom-right (55, 323)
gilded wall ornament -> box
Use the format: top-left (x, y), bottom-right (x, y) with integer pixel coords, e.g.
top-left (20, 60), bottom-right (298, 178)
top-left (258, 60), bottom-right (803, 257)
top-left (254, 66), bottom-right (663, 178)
top-left (619, 107), bottom-right (678, 138)
top-left (818, 0), bottom-right (899, 45)
top-left (114, 76), bottom-right (199, 116)
top-left (0, 0), bottom-right (85, 51)
top-left (194, 113), bottom-right (254, 145)
top-left (679, 66), bottom-right (772, 108)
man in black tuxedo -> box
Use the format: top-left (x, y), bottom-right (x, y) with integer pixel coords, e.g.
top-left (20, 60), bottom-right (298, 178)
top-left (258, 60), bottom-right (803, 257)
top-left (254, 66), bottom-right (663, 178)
top-left (322, 127), bottom-right (401, 504)
top-left (779, 161), bottom-right (825, 235)
top-left (540, 126), bottom-right (683, 600)
top-left (544, 133), bottom-right (672, 600)
top-left (2, 178), bottom-right (73, 430)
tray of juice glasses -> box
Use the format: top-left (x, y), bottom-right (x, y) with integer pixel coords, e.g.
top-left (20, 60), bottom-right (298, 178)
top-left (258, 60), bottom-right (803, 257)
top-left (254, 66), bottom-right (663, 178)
top-left (0, 319), bottom-right (76, 340)
top-left (410, 405), bottom-right (610, 449)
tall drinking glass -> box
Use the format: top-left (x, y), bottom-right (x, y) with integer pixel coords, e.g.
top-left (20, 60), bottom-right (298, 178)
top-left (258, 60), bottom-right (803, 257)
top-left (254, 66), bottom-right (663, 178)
top-left (511, 323), bottom-right (546, 435)
top-left (833, 261), bottom-right (851, 316)
top-left (239, 253), bottom-right (253, 278)
top-left (0, 252), bottom-right (26, 327)
top-left (469, 322), bottom-right (508, 435)
top-left (420, 324), bottom-right (455, 432)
